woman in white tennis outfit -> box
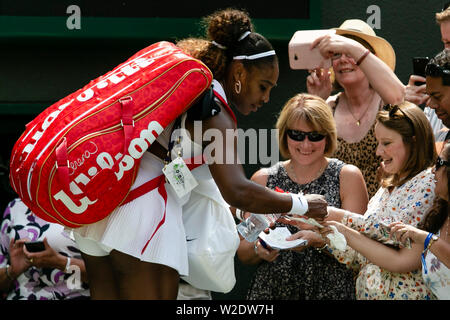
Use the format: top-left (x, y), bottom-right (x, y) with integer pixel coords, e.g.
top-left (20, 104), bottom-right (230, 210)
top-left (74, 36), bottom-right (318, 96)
top-left (73, 8), bottom-right (327, 300)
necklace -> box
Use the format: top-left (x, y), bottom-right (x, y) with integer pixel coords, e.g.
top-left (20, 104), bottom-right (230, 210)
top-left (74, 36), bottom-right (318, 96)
top-left (345, 91), bottom-right (375, 126)
top-left (287, 160), bottom-right (328, 185)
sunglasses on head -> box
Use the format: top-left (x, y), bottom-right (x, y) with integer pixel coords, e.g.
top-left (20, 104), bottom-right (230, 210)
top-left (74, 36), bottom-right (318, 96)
top-left (286, 129), bottom-right (326, 142)
top-left (425, 63), bottom-right (450, 78)
top-left (436, 156), bottom-right (450, 170)
top-left (382, 104), bottom-right (415, 135)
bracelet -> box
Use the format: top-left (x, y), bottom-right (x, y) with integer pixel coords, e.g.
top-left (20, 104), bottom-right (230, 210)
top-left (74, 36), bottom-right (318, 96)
top-left (287, 193), bottom-right (308, 215)
top-left (235, 208), bottom-right (245, 221)
top-left (64, 257), bottom-right (71, 273)
top-left (254, 241), bottom-right (258, 255)
top-left (5, 264), bottom-right (14, 281)
top-left (315, 243), bottom-right (328, 251)
top-left (356, 50), bottom-right (370, 66)
top-left (423, 233), bottom-right (434, 252)
top-left (422, 233), bottom-right (438, 274)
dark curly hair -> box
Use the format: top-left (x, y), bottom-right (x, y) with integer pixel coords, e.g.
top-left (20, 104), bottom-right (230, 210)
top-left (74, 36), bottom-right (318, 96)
top-left (176, 8), bottom-right (277, 80)
top-left (419, 142), bottom-right (450, 233)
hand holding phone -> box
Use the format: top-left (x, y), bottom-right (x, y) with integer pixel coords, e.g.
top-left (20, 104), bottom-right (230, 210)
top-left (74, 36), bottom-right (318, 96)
top-left (289, 30), bottom-right (335, 70)
top-left (412, 57), bottom-right (429, 86)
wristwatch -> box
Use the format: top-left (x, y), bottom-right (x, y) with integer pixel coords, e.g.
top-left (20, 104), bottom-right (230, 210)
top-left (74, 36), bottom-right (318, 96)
top-left (428, 234), bottom-right (439, 250)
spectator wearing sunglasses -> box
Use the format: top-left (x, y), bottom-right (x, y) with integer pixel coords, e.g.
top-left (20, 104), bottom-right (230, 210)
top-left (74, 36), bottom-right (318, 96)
top-left (405, 5), bottom-right (450, 147)
top-left (237, 93), bottom-right (368, 300)
top-left (289, 102), bottom-right (438, 299)
top-left (306, 19), bottom-right (404, 199)
top-left (320, 141), bottom-right (450, 300)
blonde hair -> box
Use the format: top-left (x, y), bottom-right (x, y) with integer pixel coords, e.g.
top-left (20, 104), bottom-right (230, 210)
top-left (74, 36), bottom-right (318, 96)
top-left (436, 8), bottom-right (450, 24)
top-left (377, 101), bottom-right (437, 188)
top-left (276, 93), bottom-right (337, 159)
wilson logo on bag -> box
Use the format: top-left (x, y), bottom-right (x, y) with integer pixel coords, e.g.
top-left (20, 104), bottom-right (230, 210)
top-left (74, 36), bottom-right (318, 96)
top-left (9, 41), bottom-right (212, 228)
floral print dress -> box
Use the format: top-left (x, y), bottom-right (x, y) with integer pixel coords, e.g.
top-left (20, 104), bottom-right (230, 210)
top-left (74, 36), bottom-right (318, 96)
top-left (422, 231), bottom-right (450, 300)
top-left (0, 199), bottom-right (90, 300)
top-left (328, 168), bottom-right (437, 300)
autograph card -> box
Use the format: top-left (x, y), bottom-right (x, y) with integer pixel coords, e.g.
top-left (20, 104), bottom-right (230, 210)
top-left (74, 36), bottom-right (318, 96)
top-left (258, 227), bottom-right (307, 250)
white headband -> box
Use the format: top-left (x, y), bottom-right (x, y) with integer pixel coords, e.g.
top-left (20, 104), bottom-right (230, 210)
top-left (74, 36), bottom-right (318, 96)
top-left (211, 30), bottom-right (251, 50)
top-left (233, 50), bottom-right (276, 60)
top-left (211, 40), bottom-right (226, 50)
top-left (238, 31), bottom-right (251, 41)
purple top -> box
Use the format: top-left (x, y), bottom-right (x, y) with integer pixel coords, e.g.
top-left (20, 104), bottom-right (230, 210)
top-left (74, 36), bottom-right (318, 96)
top-left (0, 199), bottom-right (90, 300)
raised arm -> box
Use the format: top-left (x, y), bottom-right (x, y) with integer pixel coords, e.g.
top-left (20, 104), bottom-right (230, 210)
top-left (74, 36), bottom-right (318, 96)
top-left (312, 34), bottom-right (404, 104)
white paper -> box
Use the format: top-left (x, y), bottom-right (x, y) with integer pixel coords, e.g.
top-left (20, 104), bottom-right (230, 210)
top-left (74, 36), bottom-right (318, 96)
top-left (258, 227), bottom-right (307, 250)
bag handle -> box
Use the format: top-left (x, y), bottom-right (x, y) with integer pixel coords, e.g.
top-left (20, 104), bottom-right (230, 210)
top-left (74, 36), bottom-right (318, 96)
top-left (54, 95), bottom-right (134, 197)
top-left (119, 96), bottom-right (135, 155)
top-left (55, 137), bottom-right (71, 195)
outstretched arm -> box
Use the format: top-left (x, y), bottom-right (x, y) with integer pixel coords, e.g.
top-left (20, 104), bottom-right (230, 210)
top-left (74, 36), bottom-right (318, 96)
top-left (322, 221), bottom-right (422, 273)
top-left (390, 221), bottom-right (450, 269)
top-left (196, 109), bottom-right (327, 218)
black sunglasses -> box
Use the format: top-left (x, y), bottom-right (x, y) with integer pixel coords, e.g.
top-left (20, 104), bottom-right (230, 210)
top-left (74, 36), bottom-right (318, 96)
top-left (382, 104), bottom-right (415, 135)
top-left (436, 156), bottom-right (450, 170)
top-left (286, 129), bottom-right (326, 142)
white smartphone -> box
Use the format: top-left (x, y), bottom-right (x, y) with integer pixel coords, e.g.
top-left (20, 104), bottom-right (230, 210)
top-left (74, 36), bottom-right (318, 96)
top-left (288, 29), bottom-right (336, 70)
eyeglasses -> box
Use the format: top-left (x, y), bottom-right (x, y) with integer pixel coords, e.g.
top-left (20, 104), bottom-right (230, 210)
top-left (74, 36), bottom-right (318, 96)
top-left (382, 104), bottom-right (415, 135)
top-left (286, 129), bottom-right (326, 142)
top-left (436, 156), bottom-right (450, 170)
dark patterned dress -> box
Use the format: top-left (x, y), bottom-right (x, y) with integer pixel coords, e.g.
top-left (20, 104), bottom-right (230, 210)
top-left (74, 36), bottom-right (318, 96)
top-left (330, 93), bottom-right (382, 199)
top-left (246, 159), bottom-right (356, 300)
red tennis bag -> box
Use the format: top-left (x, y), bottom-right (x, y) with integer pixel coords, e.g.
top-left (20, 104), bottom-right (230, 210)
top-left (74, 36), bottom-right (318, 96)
top-left (9, 41), bottom-right (212, 228)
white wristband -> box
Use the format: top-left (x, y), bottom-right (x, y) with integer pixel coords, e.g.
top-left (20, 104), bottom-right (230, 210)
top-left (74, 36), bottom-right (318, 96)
top-left (288, 193), bottom-right (308, 215)
top-left (235, 208), bottom-right (245, 221)
top-left (64, 257), bottom-right (71, 273)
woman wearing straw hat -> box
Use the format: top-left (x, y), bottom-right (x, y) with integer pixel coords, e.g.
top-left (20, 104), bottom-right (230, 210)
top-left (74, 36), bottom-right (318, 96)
top-left (307, 19), bottom-right (404, 198)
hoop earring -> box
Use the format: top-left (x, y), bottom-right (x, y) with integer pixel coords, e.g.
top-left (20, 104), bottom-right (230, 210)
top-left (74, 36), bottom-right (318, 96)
top-left (235, 80), bottom-right (241, 94)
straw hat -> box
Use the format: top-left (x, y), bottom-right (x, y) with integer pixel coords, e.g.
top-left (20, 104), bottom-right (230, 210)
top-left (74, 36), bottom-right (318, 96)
top-left (333, 19), bottom-right (396, 71)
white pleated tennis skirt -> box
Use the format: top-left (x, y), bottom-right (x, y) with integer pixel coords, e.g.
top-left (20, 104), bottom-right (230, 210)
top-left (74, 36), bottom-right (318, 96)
top-left (72, 152), bottom-right (189, 277)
